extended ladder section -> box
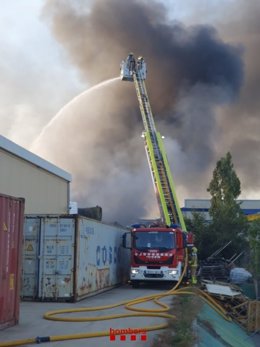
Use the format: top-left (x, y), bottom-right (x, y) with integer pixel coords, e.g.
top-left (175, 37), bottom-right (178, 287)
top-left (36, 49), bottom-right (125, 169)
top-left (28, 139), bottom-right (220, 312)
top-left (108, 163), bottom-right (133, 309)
top-left (120, 54), bottom-right (186, 230)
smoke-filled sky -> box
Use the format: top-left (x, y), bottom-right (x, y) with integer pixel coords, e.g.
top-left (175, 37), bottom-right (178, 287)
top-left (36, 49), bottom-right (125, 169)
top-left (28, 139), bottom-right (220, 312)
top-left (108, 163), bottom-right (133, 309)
top-left (1, 0), bottom-right (260, 224)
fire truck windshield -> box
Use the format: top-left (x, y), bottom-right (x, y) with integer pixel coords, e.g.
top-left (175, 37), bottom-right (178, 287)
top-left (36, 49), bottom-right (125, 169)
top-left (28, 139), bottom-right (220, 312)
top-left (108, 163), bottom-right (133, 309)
top-left (134, 231), bottom-right (175, 251)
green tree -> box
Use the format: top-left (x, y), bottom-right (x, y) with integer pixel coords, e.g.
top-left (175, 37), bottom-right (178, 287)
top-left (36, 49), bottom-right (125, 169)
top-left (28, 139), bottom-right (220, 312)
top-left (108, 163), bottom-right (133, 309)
top-left (247, 219), bottom-right (260, 299)
top-left (207, 152), bottom-right (247, 258)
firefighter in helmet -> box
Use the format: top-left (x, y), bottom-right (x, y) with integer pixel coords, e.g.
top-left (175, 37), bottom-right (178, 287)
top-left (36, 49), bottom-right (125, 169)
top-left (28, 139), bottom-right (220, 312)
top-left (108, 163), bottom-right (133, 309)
top-left (190, 246), bottom-right (198, 285)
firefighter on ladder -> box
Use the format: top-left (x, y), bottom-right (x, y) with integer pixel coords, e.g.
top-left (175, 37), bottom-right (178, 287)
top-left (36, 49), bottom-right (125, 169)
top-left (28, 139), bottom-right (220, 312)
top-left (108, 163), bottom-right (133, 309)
top-left (190, 246), bottom-right (198, 284)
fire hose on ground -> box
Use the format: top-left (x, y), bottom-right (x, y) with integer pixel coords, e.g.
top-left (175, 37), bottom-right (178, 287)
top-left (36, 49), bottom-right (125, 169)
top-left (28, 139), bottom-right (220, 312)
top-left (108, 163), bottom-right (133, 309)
top-left (0, 251), bottom-right (232, 347)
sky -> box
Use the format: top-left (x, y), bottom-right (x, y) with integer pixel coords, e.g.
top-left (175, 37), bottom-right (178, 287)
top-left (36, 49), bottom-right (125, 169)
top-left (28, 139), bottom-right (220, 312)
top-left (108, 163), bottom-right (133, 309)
top-left (1, 0), bottom-right (260, 225)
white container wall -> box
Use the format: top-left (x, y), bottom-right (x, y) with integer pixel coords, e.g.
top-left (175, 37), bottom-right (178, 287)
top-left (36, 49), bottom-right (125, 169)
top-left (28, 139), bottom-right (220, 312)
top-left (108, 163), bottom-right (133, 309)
top-left (75, 217), bottom-right (129, 300)
top-left (22, 215), bottom-right (129, 301)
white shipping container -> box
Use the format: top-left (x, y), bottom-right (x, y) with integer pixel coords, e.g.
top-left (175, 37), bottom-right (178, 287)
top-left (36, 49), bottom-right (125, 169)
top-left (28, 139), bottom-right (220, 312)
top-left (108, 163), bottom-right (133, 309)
top-left (22, 215), bottom-right (130, 301)
top-left (75, 217), bottom-right (129, 300)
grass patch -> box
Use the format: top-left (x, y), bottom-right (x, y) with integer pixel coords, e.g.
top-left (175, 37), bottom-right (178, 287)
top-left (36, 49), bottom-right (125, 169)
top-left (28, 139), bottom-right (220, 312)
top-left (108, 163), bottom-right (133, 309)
top-left (152, 295), bottom-right (202, 347)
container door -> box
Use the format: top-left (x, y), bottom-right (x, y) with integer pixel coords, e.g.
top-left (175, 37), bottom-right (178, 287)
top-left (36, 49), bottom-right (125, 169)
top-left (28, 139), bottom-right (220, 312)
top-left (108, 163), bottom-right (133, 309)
top-left (21, 218), bottom-right (40, 298)
top-left (38, 217), bottom-right (75, 300)
top-left (0, 196), bottom-right (24, 329)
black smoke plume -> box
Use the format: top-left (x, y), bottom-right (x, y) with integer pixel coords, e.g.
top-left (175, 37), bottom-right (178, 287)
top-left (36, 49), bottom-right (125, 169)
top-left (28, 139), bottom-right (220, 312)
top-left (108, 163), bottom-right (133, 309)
top-left (33, 0), bottom-right (249, 224)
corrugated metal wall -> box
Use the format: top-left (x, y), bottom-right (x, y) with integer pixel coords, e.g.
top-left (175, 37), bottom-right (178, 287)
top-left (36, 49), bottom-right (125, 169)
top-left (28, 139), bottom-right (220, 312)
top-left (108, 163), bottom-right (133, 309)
top-left (22, 215), bottom-right (130, 301)
top-left (75, 217), bottom-right (129, 300)
top-left (0, 194), bottom-right (25, 330)
top-left (0, 149), bottom-right (69, 214)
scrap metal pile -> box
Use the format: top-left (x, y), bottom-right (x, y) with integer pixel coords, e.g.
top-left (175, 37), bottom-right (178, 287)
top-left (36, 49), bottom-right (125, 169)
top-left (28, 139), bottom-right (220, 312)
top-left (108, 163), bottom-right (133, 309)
top-left (197, 242), bottom-right (259, 333)
top-left (198, 242), bottom-right (244, 282)
top-left (198, 258), bottom-right (230, 281)
top-left (201, 280), bottom-right (260, 333)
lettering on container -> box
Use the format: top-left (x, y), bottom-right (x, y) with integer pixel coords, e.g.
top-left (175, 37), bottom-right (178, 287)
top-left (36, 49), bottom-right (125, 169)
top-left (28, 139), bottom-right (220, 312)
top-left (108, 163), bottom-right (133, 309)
top-left (96, 246), bottom-right (119, 266)
top-left (102, 246), bottom-right (107, 265)
top-left (96, 246), bottom-right (101, 266)
top-left (46, 244), bottom-right (55, 254)
top-left (109, 246), bottom-right (113, 264)
top-left (84, 226), bottom-right (94, 236)
top-left (60, 223), bottom-right (71, 233)
top-left (44, 259), bottom-right (71, 273)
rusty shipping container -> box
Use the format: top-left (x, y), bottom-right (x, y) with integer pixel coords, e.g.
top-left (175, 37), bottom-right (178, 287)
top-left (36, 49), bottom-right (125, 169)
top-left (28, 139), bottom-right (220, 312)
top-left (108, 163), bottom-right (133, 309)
top-left (0, 194), bottom-right (25, 330)
top-left (22, 215), bottom-right (130, 301)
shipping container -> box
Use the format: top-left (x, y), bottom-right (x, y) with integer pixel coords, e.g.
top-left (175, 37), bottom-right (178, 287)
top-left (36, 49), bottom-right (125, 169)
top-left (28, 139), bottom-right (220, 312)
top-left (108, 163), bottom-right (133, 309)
top-left (0, 194), bottom-right (25, 330)
top-left (75, 217), bottom-right (129, 300)
top-left (22, 215), bottom-right (130, 301)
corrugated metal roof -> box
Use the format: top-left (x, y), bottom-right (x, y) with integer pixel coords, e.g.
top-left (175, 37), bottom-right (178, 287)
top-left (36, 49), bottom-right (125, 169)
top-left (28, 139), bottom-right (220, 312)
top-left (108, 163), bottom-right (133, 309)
top-left (0, 135), bottom-right (71, 182)
top-left (184, 199), bottom-right (260, 210)
top-left (181, 207), bottom-right (260, 215)
top-left (197, 303), bottom-right (255, 347)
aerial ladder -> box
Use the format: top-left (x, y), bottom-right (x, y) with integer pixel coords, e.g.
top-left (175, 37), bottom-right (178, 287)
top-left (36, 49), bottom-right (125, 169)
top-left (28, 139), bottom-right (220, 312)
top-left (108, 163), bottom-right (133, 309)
top-left (120, 53), bottom-right (187, 231)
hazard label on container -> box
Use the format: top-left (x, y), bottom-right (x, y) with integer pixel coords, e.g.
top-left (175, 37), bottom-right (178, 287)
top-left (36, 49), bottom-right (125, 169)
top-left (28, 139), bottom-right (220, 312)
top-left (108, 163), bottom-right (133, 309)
top-left (27, 244), bottom-right (34, 252)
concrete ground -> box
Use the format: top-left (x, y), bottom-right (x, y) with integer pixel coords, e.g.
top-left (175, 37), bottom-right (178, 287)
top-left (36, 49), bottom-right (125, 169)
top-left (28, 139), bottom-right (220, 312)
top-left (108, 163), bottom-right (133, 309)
top-left (1, 284), bottom-right (259, 347)
top-left (0, 284), bottom-right (172, 347)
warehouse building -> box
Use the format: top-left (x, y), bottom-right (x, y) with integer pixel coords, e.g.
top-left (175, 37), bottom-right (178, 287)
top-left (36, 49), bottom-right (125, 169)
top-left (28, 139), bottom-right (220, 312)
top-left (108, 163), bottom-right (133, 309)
top-left (0, 135), bottom-right (71, 214)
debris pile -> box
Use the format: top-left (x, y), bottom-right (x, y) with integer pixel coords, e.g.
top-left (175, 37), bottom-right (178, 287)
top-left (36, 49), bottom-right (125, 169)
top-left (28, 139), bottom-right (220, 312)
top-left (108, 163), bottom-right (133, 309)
top-left (201, 280), bottom-right (260, 332)
top-left (198, 242), bottom-right (232, 281)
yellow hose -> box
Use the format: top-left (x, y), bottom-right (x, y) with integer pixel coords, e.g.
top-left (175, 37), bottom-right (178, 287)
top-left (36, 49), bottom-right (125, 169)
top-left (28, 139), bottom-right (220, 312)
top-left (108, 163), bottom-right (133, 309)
top-left (0, 250), bottom-right (231, 346)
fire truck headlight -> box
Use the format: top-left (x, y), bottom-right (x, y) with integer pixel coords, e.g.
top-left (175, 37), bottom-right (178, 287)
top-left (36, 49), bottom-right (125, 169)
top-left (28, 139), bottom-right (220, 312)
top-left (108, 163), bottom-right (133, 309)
top-left (169, 270), bottom-right (178, 275)
top-left (131, 269), bottom-right (140, 274)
